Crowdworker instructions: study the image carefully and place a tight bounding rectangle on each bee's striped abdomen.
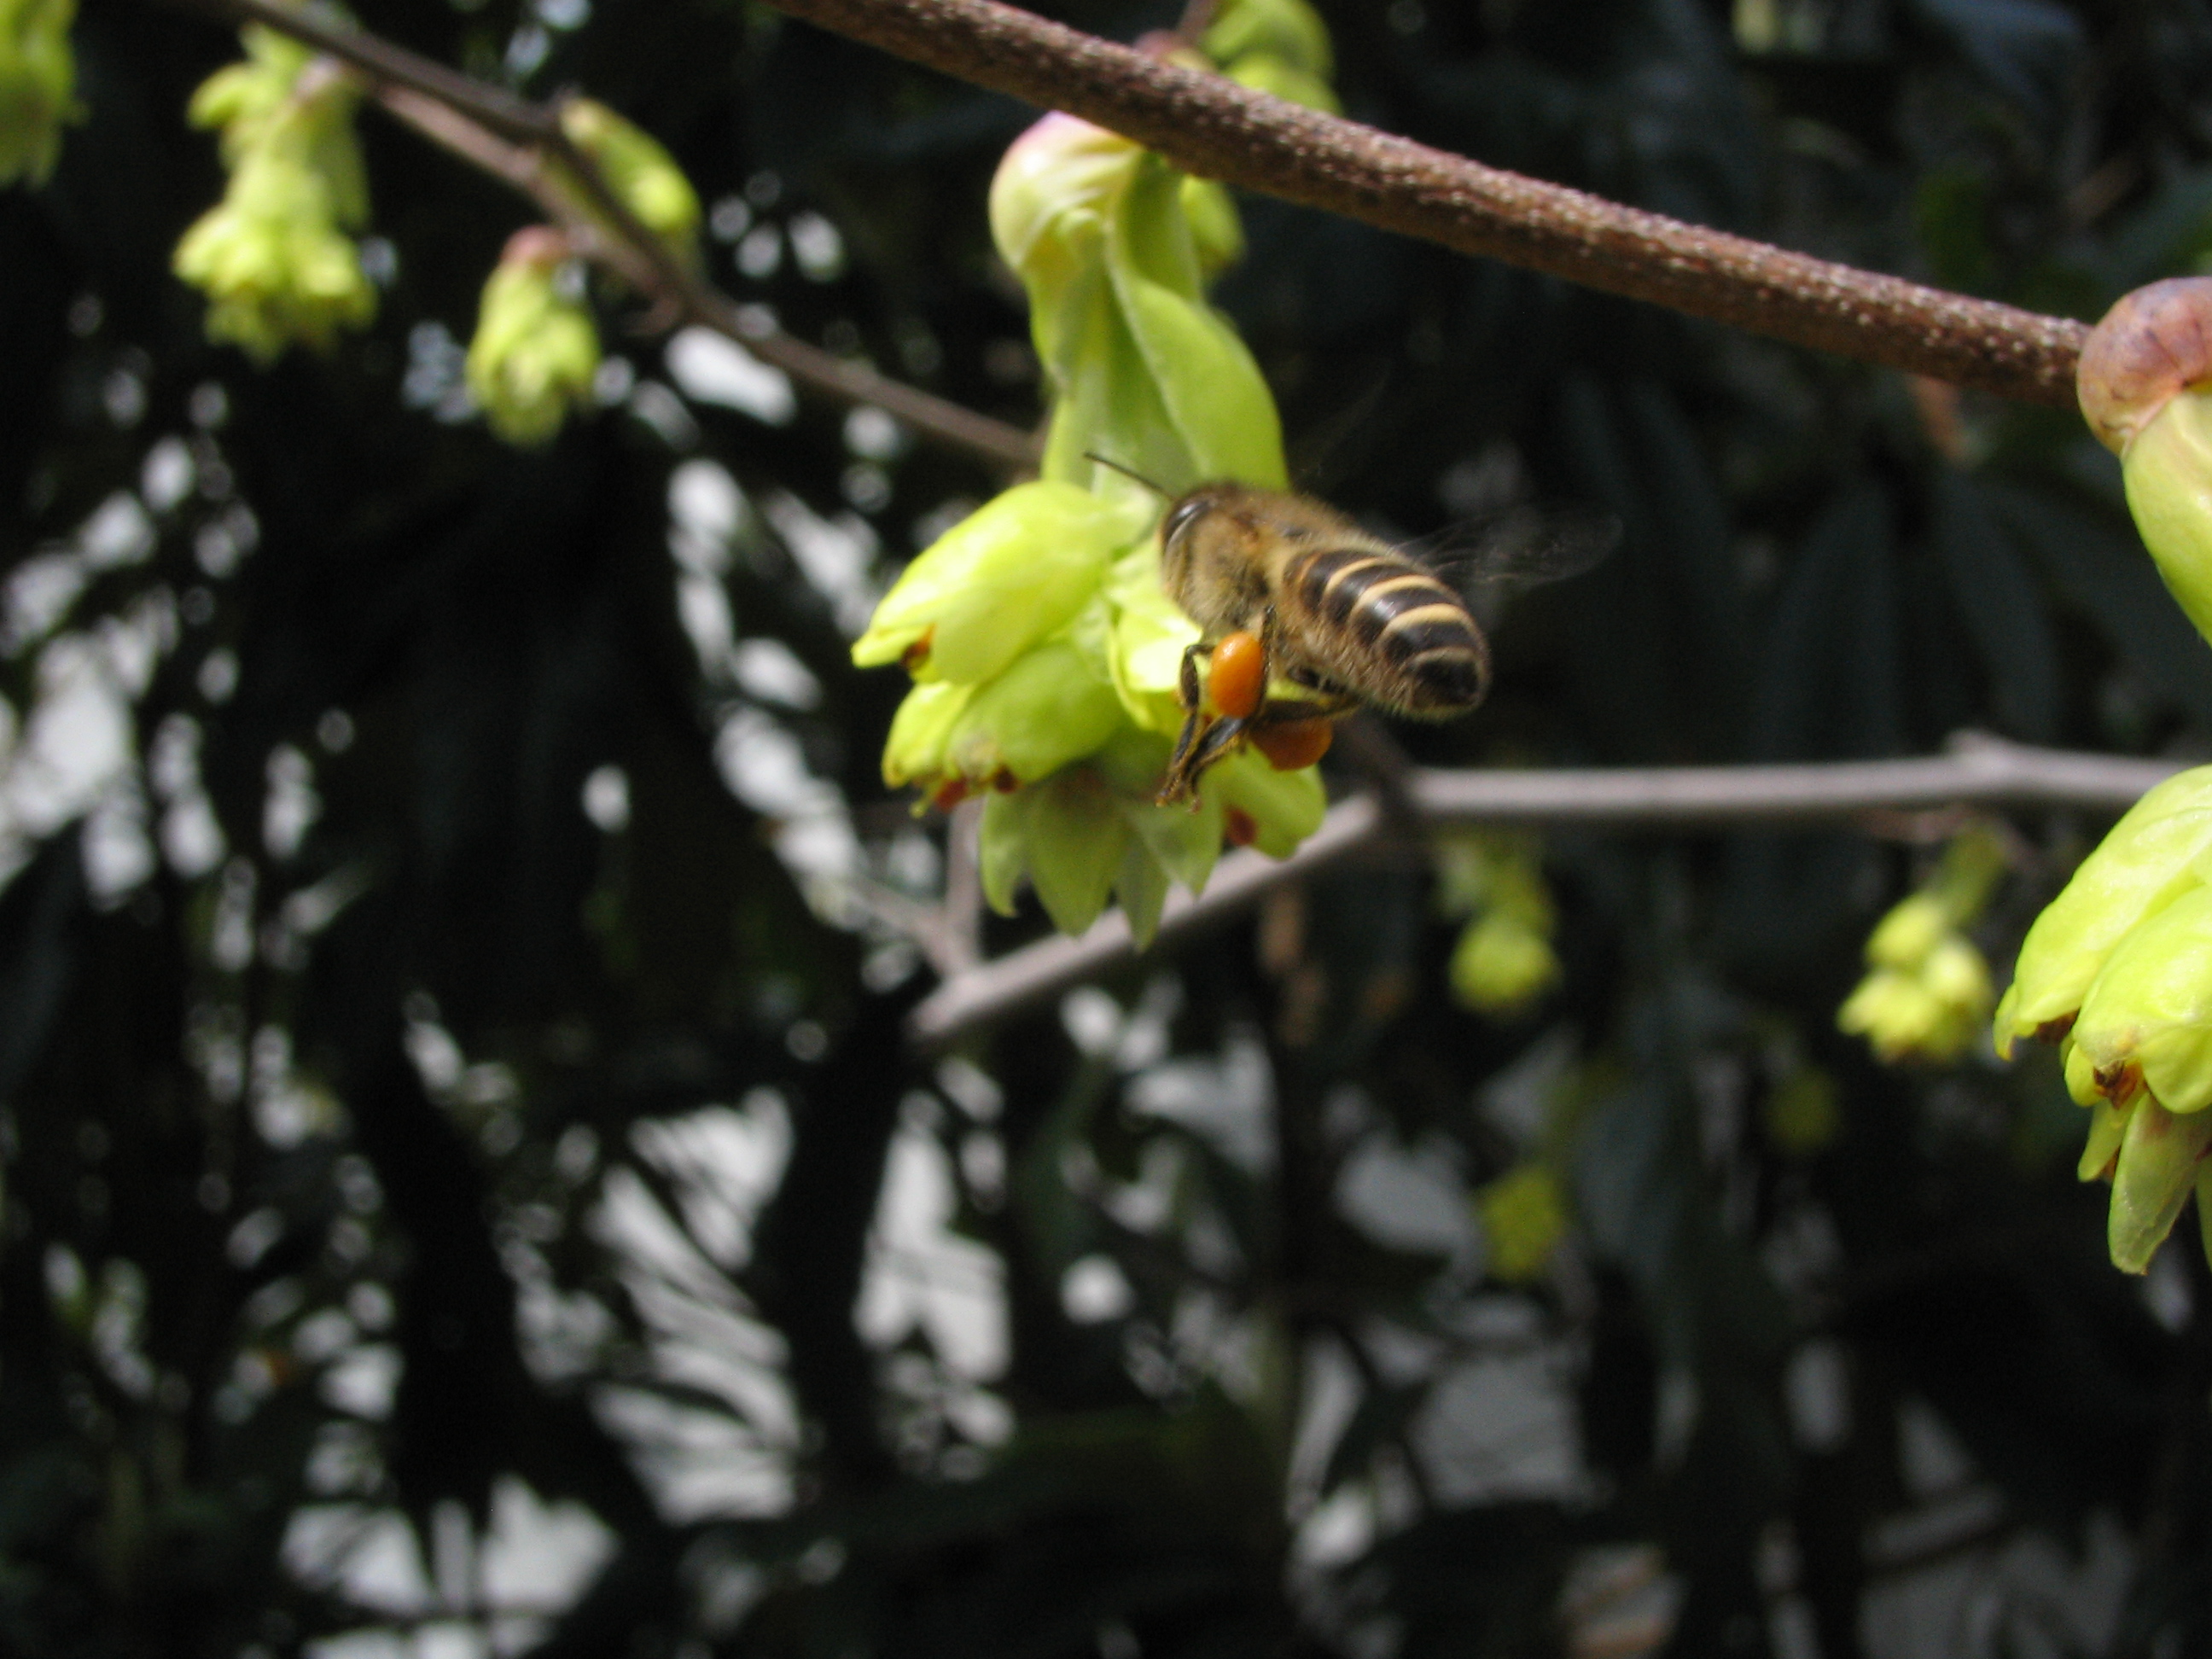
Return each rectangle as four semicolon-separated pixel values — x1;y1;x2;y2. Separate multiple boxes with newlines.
1288;544;1489;713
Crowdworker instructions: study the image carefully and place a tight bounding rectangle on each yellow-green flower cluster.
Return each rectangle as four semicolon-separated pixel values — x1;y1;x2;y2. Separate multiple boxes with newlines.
466;228;601;446
0;0;78;186
1838;828;2003;1064
1984;280;2212;1274
852;0;1336;943
173;26;374;361
1435;832;1561;1017
1995;768;2212;1272
557;97;701;266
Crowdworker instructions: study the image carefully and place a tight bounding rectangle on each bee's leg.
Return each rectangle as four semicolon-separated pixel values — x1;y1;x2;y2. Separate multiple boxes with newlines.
1251;690;1359;729
1161;713;1253;804
1176;639;1207;714
1161;642;1215;804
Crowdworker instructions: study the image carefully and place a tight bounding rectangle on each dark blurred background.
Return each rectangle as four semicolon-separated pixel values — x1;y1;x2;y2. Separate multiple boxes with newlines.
9;0;2212;1653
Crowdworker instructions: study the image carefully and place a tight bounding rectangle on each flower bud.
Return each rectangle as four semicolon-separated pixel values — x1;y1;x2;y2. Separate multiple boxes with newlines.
1921;936;1994;1018
991;112;1285;493
989;112;1142;300
189;26;311;156
881;680;973;791
1202;0;1335;84
2109;1093;2212;1273
2078;279;2212;645
1476;1163;1568;1284
979;766;1130;937
945;632;1126;787
1993;765;2212;1056
2078;1094;2128;1183
558;97;701;262
0;0;79;186
1866;891;1949;971
1838;969;1947;1062
465;228;601;445
853;483;1136;683
2069;882;2212;1118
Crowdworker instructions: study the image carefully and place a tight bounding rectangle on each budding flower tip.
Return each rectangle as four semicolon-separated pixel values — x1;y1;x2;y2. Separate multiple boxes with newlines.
2078;277;2212;456
501;224;572;271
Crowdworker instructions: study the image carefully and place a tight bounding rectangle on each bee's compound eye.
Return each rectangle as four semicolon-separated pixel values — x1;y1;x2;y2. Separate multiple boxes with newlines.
1163;497;1209;545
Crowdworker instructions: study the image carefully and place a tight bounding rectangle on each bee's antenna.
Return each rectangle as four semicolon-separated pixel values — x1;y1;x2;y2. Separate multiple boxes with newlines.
1084;451;1170;498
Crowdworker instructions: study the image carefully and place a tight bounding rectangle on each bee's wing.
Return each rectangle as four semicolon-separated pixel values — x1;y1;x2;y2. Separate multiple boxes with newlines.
1413;504;1621;597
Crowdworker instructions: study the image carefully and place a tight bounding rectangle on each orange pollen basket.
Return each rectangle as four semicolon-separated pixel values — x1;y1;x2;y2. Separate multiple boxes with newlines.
1254;718;1333;771
1207;632;1266;719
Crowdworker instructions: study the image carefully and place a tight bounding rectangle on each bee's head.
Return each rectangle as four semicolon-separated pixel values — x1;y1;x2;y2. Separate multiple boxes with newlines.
1157;485;1243;608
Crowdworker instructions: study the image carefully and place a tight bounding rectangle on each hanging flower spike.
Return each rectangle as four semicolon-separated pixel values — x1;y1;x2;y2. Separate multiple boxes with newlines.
173;30;374;361
850;11;1336;944
1838;825;2002;1064
1997;769;2212;1271
1436;833;1563;1017
1986;280;2212;1272
466;227;602;445
0;0;79;186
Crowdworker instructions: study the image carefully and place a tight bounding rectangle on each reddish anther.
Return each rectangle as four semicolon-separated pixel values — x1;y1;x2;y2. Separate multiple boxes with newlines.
1225;806;1258;847
1208;632;1266;719
1254;717;1333;771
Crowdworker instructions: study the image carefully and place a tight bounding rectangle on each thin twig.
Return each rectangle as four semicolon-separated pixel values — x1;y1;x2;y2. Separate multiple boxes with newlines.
158;0;1043;470
749;0;2088;407
906;736;2186;1047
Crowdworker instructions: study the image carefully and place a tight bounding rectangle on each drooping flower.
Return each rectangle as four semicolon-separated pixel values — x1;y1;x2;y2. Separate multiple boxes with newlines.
465;227;602;445
1435;833;1562;1017
852;5;1341;943
173;30;374;361
1840;827;2003;1064
853;483;1139;684
1988;281;2212;1272
1994;766;2212;1056
0;0;79;186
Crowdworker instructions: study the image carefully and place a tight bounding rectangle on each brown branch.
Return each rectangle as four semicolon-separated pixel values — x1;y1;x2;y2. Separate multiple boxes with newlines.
906;736;2183;1046
157;0;1043;471
750;0;2088;408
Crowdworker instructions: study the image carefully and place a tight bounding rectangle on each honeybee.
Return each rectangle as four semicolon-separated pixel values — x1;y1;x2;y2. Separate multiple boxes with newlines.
1151;481;1615;804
